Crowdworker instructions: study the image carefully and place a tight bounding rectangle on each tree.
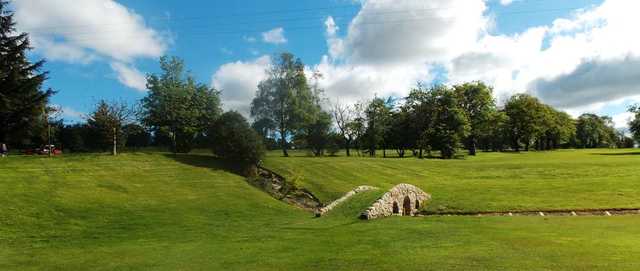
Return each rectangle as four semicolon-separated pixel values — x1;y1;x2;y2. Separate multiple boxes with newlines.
209;111;265;166
251;52;316;157
59;123;90;152
123;123;151;150
629;105;640;144
298;111;333;156
478;110;509;152
331;101;357;156
87;100;132;155
142;56;222;153
363;97;392;157
423;85;470;159
575;113;615;148
537;106;575;150
0;2;55;148
504;94;545;151
386;109;413;158
404;85;434;158
454;81;495;156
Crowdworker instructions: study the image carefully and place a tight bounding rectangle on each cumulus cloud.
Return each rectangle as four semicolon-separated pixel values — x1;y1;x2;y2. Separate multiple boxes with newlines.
211;0;640;127
529;57;640;108
13;0;167;90
308;0;488;106
261;27;287;44
110;62;147;91
341;0;488;66
212;56;271;116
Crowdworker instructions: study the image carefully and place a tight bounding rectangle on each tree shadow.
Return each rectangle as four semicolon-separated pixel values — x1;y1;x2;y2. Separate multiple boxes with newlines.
163;153;246;176
593;152;640;156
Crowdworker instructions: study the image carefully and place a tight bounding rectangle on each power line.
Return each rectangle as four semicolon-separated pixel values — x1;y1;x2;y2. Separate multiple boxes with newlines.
32;5;589;44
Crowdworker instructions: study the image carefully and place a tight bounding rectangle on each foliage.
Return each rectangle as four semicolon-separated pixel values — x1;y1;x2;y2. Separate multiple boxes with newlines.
453;81;495;155
297;110;333;156
141;56;222;153
504;94;546;151
87;100;132;154
423;85;470;159
575;113;616;148
331;101;358;156
123;123;151;150
629;105;640;144
0;2;55;148
209;111;265;165
251;52;316;157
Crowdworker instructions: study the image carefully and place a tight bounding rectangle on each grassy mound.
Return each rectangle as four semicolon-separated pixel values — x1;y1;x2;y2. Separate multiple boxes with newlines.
2;151;640;270
264;149;640;212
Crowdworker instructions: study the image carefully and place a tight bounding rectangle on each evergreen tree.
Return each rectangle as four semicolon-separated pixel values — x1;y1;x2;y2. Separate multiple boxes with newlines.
0;2;55;148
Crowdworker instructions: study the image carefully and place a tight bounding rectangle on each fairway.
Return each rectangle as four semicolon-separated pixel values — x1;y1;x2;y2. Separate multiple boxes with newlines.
265;149;640;213
2;151;640;270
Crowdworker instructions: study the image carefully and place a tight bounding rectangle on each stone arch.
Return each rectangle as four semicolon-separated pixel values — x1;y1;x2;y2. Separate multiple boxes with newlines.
403;196;412;216
360;183;432;220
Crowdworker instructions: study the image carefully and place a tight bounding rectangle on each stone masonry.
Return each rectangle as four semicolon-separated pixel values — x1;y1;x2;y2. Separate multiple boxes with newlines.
360;183;431;220
315;186;378;217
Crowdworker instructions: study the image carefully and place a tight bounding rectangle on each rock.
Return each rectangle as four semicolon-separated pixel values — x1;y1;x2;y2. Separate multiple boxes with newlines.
360;183;431;220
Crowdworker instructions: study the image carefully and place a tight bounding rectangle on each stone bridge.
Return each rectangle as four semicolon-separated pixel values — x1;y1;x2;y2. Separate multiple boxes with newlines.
360;183;431;220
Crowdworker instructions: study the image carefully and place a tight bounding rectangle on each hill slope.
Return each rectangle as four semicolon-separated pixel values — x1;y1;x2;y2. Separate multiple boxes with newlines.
2;152;640;270
264;149;640;212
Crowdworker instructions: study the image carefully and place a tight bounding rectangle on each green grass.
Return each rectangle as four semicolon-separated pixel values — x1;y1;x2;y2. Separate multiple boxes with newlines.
264;149;640;212
2;150;640;270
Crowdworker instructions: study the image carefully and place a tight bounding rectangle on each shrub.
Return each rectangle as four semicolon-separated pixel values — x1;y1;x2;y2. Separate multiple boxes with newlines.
209;111;266;165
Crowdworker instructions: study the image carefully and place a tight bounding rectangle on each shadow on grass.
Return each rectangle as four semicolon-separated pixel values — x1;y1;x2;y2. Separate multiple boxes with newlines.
163;153;247;176
593;152;640;156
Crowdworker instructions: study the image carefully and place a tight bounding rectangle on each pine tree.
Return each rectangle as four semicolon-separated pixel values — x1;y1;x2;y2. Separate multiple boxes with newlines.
0;1;55;147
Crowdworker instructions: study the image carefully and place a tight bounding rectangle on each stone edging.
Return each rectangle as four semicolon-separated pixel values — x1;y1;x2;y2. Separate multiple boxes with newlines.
420;208;640;217
315;186;379;217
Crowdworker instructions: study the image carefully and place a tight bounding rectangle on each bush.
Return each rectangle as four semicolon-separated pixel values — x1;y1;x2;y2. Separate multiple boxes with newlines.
209;111;266;165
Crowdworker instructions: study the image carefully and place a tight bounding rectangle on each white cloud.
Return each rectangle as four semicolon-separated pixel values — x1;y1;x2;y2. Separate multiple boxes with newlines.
499;0;515;6
261;27;287;44
310;0;487;106
212;56;271;117
110;62;147;91
211;0;640;128
13;0;167;89
613;111;634;129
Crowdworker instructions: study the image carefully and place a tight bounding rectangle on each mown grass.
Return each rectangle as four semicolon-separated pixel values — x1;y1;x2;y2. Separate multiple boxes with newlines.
264;149;640;212
1;151;640;270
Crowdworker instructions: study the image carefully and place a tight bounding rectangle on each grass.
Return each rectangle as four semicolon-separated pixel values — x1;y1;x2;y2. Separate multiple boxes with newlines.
264;149;640;212
1;150;640;270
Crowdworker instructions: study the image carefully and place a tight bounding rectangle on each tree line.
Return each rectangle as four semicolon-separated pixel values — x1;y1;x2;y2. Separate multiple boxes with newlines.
249;53;636;159
1;1;637;166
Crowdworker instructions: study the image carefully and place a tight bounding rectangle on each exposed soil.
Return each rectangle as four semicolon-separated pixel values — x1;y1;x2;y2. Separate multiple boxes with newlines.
247;166;323;212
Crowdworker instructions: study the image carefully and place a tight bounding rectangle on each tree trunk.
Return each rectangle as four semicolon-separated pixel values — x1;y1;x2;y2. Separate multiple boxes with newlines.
112;127;117;156
279;125;288;157
419;148;423;159
468;136;477;156
345;138;351;157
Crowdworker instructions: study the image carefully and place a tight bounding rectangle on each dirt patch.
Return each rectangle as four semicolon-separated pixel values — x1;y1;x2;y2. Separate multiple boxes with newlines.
247;166;322;212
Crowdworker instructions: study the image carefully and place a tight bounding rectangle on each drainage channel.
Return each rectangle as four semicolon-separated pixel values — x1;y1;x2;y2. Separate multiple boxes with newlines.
420;208;640;217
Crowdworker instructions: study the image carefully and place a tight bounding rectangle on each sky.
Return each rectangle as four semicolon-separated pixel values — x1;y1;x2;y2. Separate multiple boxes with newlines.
10;0;640;129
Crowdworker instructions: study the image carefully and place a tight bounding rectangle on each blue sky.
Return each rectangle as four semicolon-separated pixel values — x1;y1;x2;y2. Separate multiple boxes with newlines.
14;0;640;129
